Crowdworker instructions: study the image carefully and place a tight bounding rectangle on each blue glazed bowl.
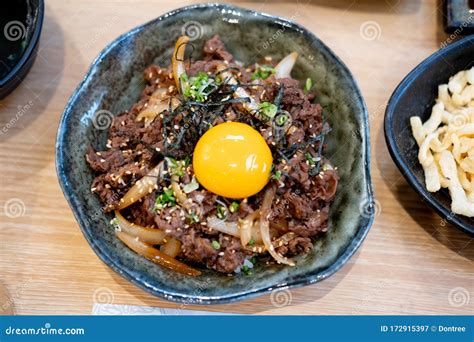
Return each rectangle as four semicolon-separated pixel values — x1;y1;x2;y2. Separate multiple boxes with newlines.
384;36;474;236
56;3;374;304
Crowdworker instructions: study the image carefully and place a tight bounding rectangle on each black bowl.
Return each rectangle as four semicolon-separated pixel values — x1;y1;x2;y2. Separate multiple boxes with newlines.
0;0;44;99
384;35;474;235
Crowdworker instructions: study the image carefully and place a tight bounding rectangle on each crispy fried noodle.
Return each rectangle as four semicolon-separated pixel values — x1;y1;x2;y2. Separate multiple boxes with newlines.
410;67;474;217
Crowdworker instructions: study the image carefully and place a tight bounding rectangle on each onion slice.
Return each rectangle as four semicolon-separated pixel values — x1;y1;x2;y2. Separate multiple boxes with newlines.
274;52;298;79
136;89;180;127
216;64;260;113
207;216;239;237
114;211;166;245
259;186;295;266
160;238;181;258
206;215;262;245
118;162;164;210
116;231;200;276
172;35;190;94
239;211;260;246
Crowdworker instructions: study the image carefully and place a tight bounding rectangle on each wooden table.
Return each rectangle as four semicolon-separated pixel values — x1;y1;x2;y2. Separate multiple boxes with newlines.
1;0;472;315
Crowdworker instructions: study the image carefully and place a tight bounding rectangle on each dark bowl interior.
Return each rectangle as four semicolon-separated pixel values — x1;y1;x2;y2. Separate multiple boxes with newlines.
384;35;474;235
56;3;374;304
0;0;44;99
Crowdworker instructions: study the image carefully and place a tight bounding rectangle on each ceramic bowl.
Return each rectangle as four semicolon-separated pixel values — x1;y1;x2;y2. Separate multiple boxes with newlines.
385;35;474;235
56;3;374;304
0;0;44;99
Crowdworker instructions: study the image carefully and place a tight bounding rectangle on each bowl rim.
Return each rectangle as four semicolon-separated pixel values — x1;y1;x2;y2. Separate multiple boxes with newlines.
0;0;45;98
384;35;474;236
56;2;375;304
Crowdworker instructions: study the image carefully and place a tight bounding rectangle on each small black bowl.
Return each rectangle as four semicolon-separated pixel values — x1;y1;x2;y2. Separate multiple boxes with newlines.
0;0;44;99
384;35;474;235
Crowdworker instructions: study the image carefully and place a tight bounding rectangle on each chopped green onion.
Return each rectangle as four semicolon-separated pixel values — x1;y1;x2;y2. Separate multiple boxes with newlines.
259;102;278;119
242;265;252;275
305;152;317;166
249;256;257;264
229;201;240;213
182;72;216;102
216;205;227;219
155;188;176;210
275;112;290;126
248;238;255;246
251;64;275;80
187;212;200;223
272;170;282;181
167;157;185;177
305;78;313;92
211;240;221;250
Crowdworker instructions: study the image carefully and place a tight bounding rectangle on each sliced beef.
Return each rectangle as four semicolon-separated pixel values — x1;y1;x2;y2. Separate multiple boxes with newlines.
86;147;131;173
203;35;234;62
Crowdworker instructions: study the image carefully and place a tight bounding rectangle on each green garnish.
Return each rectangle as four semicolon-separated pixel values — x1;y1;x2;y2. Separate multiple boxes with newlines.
229;201;240;213
249;256;257;265
248;238;255;246
305;78;313;92
211;240;221;250
272;170;282;181
110;218;119;227
275;112;290;126
155;188;176;210
182;72;216;102
167;157;187;177
216;205;227;219
251;64;275;80
187;212;200;223
305;152;317;166
242;265;252;275
259;102;278;119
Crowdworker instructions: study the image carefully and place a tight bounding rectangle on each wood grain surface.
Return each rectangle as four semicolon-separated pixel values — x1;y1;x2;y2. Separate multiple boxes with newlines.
0;0;472;315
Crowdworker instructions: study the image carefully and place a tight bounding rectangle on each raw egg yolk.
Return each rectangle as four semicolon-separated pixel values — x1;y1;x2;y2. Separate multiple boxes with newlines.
193;122;273;199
